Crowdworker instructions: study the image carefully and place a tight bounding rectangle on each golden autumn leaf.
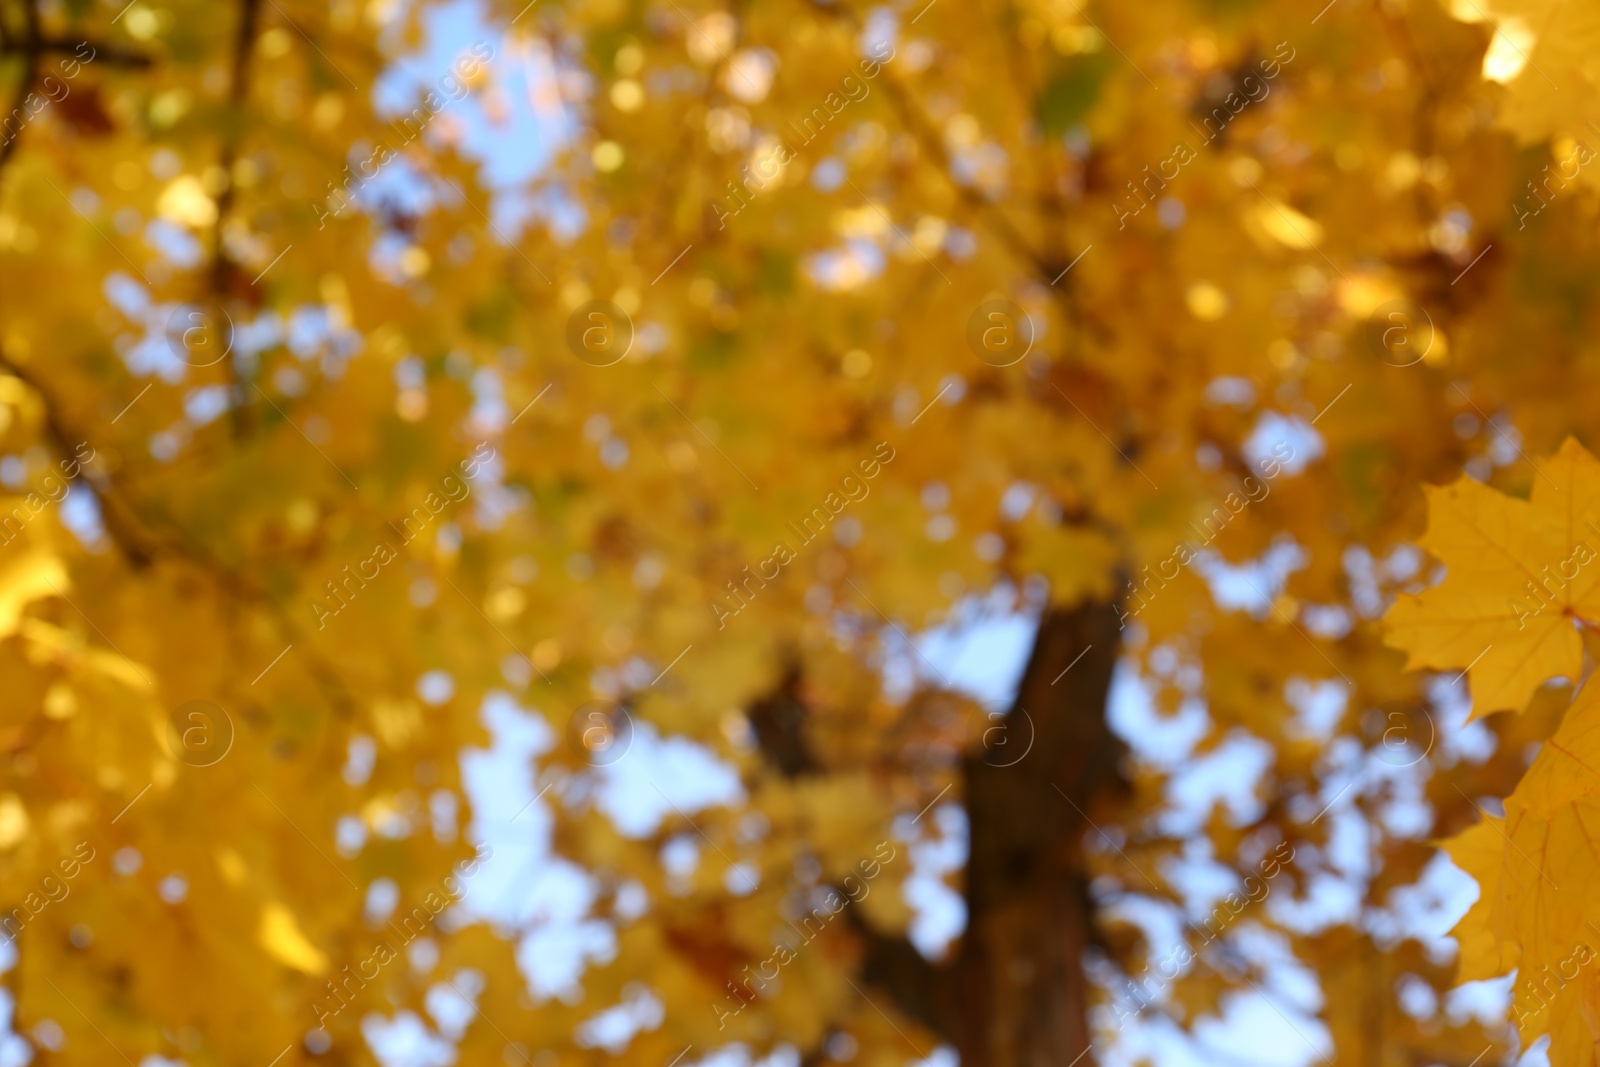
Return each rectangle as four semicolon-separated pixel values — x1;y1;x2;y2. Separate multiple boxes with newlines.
1386;438;1600;716
1444;676;1600;1065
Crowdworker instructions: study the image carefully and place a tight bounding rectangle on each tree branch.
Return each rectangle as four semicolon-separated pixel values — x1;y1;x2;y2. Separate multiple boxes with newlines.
0;0;42;172
852;916;949;1040
2;36;153;67
212;0;264;438
746;665;818;777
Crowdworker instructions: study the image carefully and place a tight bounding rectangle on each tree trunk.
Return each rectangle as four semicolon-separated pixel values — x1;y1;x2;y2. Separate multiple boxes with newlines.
850;601;1127;1066
944;600;1125;1067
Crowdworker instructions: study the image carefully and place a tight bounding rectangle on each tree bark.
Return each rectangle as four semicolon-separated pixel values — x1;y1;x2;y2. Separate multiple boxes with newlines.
942;600;1125;1067
752;600;1126;1065
842;601;1127;1065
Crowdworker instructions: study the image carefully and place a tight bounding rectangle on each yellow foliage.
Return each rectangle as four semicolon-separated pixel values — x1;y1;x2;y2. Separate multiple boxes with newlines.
0;0;1592;1064
258;901;329;975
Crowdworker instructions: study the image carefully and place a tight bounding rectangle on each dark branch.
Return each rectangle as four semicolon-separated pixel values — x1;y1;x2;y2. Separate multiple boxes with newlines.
852;916;950;1040
2;37;153;67
0;0;42;172
746;666;817;777
213;0;264;438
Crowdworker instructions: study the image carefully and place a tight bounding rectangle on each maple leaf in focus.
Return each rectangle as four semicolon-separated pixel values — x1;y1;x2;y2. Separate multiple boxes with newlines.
1445;675;1600;1065
1385;438;1600;716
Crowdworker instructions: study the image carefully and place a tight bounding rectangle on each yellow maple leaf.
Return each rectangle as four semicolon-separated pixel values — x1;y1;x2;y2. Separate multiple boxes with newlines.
1385;438;1600;716
1446;815;1521;984
1444;676;1600;1064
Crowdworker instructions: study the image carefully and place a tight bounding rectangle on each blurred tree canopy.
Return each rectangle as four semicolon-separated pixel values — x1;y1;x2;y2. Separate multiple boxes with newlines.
0;0;1596;1064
